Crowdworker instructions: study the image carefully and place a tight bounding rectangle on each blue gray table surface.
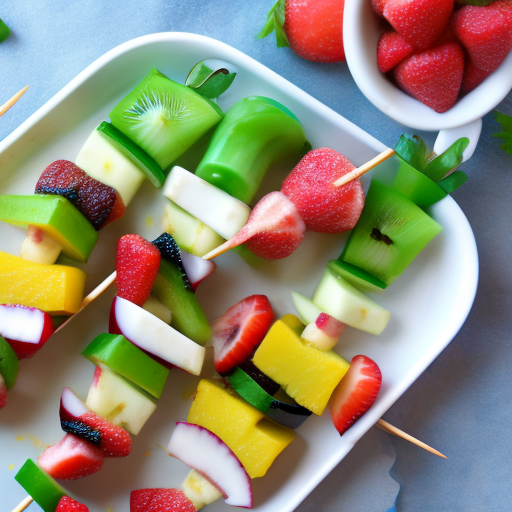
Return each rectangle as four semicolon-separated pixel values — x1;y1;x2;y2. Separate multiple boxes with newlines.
1;1;511;511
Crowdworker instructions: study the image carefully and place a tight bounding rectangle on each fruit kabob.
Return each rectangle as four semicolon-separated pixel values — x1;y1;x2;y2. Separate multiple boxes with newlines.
12;231;216;512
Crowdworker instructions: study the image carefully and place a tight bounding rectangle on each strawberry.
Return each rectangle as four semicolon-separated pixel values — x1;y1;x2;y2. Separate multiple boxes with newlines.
383;0;454;50
394;43;465;113
56;496;90;512
35;160;125;230
0;373;7;409
281;148;365;234
329;355;382;436
377;31;415;73
461;58;493;93
38;433;105;480
371;0;388;17
211;295;275;375
454;0;512;73
116;234;161;306
130;489;196;512
257;0;345;63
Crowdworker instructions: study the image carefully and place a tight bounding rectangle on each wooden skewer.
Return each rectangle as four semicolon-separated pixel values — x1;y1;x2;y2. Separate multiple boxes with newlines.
0;85;29;117
333;148;395;187
11;496;32;512
377;419;447;459
53;271;117;334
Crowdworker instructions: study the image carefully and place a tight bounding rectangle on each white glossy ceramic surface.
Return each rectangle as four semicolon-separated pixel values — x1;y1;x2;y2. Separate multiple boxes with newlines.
0;33;478;512
343;0;512;160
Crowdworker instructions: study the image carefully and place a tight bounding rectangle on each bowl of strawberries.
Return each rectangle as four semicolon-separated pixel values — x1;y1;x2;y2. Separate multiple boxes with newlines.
344;0;512;160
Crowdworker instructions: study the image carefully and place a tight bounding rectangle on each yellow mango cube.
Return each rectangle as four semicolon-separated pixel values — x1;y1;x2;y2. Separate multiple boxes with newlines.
252;315;350;416
0;251;86;315
187;379;294;478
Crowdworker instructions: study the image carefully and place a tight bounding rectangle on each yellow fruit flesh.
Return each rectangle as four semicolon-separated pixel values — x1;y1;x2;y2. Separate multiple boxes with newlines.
252;315;350;416
187;379;294;479
0;251;86;315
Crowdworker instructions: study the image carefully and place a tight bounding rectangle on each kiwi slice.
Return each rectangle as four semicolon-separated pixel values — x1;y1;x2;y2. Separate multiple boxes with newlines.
327;260;387;293
109;69;223;170
341;181;442;285
97;122;165;187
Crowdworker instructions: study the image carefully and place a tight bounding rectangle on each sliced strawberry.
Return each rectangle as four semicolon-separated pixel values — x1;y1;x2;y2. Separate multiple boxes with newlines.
377;31;414;73
383;0;454;50
0;373;7;409
38;433;105;480
116;234;161;306
60;387;132;458
130;489;196;512
211;295;275;375
281;148;364;234
329;355;382;436
0;304;54;359
56;496;90;512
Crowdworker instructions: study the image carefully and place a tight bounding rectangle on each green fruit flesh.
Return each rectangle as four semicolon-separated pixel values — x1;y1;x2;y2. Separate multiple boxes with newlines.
195;96;308;203
341;181;442;285
109;69;223;170
0;334;18;389
0;195;98;262
290;291;323;325
327;260;387;293
151;259;211;345
82;333;169;398
97;121;165;187
15;459;66;512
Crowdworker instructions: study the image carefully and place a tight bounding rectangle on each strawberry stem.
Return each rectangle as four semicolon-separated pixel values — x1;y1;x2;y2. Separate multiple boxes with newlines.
256;0;289;48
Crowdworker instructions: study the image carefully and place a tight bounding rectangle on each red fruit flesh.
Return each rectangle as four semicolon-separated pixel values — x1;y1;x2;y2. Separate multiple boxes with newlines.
38;433;105;480
394;43;465;113
377;31;415;73
130;489;196;512
211;295;275;375
329;355;382;436
315;313;345;338
383;0;454;50
79;412;132;457
461;59;493;94
35;160;125;230
116;234;161;306
0;304;54;359
281;148;364;233
0;374;7;409
56;496;90;512
284;0;345;62
454;1;512;73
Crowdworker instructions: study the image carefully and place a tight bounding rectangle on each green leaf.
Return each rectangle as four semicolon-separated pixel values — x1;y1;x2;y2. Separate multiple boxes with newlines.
423;137;469;181
493;110;512;155
394;133;428;171
256;0;289;48
437;171;468;194
185;60;236;99
0;19;10;43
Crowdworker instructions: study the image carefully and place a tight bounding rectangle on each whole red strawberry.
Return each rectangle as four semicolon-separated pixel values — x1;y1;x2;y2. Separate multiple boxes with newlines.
130;489;196;512
56;496;89;512
116;234;161;306
377;31;415;73
257;0;345;62
454;0;512;73
281;148;365;234
461;58;494;93
394;43;465;113
383;0;454;50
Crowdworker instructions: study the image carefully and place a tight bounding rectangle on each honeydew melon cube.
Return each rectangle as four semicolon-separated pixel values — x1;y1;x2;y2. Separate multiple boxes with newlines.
252;315;349;415
187;379;294;478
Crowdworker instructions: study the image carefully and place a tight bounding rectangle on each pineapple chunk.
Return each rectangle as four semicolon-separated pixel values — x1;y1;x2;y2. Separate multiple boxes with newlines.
0;251;86;315
187;379;294;478
252;315;349;415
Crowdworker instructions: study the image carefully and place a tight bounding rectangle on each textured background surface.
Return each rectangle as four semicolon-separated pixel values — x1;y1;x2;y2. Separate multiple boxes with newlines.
1;1;511;511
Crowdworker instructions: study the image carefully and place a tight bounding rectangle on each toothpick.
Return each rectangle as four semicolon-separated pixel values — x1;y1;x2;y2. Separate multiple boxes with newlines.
377;418;447;459
54;271;117;334
333;148;395;187
0;85;29;117
202;239;236;260
11;496;33;512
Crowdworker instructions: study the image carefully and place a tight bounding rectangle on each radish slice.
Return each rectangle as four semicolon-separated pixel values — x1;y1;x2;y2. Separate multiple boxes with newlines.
180;250;216;291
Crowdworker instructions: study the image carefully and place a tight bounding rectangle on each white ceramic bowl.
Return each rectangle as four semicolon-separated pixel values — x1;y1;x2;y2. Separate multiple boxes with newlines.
343;0;512;160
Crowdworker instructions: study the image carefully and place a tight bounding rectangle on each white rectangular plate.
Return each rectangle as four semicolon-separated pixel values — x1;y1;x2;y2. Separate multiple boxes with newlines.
0;33;478;512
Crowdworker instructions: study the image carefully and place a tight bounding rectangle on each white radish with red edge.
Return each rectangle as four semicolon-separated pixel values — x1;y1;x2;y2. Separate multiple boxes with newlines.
0;373;7;409
168;422;252;508
180;249;216;291
60;387;89;419
301;313;345;351
110;296;205;375
0;304;54;359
